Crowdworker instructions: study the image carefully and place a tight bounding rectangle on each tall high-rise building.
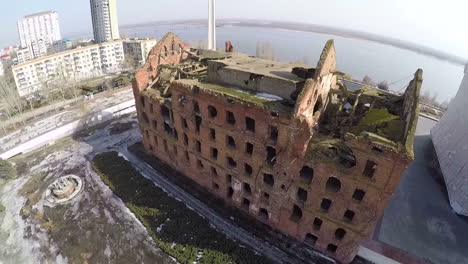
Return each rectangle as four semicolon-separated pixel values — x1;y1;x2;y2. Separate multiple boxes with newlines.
17;11;62;59
90;0;120;43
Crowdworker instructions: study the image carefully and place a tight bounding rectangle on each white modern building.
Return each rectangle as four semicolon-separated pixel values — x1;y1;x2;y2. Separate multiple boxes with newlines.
0;57;6;77
122;38;157;67
12;40;125;97
17;11;62;59
431;64;468;216
90;0;120;43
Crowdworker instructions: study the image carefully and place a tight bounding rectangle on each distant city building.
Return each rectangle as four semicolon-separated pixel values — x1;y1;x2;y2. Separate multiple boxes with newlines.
122;38;157;67
15;48;32;65
0;55;8;77
90;0;120;43
52;39;73;53
12;40;125;97
431;64;468;216
17;11;62;60
0;46;19;57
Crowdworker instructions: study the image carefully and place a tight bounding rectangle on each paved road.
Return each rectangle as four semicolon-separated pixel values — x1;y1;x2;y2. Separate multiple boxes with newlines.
118;148;324;264
0;87;134;153
378;117;468;264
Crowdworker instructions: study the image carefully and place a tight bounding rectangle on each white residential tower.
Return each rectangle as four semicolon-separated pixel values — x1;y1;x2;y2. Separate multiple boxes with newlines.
90;0;120;43
17;11;62;59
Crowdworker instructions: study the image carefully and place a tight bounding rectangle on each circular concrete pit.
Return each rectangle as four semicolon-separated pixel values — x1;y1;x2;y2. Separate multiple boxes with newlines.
45;175;83;204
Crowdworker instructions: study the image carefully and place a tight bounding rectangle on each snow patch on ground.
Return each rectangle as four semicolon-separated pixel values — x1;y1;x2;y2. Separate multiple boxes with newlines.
0;178;42;264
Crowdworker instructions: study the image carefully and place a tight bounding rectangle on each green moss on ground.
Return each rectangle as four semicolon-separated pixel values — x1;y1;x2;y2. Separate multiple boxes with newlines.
360;108;398;126
0;203;5;213
0;159;17;181
92;152;275;264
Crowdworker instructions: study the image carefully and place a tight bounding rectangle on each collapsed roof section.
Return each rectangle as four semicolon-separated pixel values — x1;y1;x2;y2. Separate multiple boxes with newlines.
135;32;422;160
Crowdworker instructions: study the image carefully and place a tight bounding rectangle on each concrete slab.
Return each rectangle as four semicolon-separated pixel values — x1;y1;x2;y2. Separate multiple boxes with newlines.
378;117;468;264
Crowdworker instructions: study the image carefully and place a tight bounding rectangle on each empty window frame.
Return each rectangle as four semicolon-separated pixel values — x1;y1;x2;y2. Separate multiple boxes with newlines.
193;101;200;114
242;198;250;209
259;208;269;220
245;142;254;156
195;116;202;132
297;187;308;202
352;189;366;201
291;204;303;222
211;148;218;160
226;111;236;125
313;217;323;230
325;177;342;193
327;244;338;254
299;166;314;184
211;167;218;176
208;105;218;118
197;159;204;169
195;140;201;153
142;112;149;124
182;118;188;129
270;126;278;143
210;128;216;140
243;183;252;194
335;228;346;240
321;198;332;211
304;233;318;246
266;146;277;166
245;117;255;132
227;157;237;168
244;163;253;176
263;173;274;187
363;160;377;178
227;136;236;148
343;210;355;222
183;133;188;146
227;187;234;199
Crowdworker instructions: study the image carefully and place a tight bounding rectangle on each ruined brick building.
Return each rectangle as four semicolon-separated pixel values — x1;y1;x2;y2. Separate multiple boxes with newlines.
132;33;422;263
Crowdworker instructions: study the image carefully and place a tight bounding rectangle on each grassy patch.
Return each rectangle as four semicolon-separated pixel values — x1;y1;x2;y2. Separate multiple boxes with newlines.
92;151;276;264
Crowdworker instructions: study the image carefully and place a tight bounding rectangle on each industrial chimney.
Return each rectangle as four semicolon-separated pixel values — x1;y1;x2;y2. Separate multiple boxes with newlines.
208;0;216;50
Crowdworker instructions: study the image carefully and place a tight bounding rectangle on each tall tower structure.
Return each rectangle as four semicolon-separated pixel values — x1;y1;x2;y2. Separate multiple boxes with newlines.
208;0;216;50
17;11;62;59
90;0;120;43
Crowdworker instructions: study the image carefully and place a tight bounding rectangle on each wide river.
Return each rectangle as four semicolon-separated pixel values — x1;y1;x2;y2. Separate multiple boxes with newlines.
117;23;463;101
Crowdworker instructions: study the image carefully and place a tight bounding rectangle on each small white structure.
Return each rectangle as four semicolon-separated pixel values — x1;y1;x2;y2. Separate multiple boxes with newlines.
45;175;83;204
431;64;468;216
208;0;216;50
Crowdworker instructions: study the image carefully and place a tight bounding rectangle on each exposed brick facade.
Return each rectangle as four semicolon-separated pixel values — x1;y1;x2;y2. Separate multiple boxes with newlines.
133;33;421;263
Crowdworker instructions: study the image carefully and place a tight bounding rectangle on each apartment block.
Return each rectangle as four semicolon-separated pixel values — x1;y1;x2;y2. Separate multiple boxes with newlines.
12;40;124;97
123;38;158;67
17;11;62;59
133;33;421;263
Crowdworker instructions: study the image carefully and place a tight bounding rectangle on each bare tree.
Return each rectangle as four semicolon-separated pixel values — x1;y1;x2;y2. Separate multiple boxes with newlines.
362;76;376;86
377;81;389;91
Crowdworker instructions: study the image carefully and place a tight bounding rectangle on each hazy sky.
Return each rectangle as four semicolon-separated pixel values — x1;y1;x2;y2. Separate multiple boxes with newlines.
1;0;468;59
